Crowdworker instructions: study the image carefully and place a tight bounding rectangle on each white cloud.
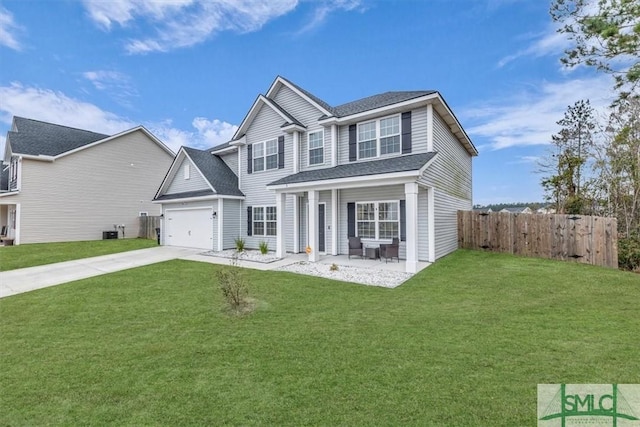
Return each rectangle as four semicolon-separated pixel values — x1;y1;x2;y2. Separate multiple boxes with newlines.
81;0;362;53
0;82;237;155
497;24;570;68
82;70;138;106
461;76;616;151
0;6;24;51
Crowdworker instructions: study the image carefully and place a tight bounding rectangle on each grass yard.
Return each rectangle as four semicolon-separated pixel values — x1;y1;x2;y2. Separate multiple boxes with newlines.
0;238;157;271
1;250;638;426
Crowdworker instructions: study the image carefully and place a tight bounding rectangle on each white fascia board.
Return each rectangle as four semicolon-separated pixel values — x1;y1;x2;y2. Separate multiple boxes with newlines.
282;123;306;133
55;126;175;160
266;76;333;117
317;93;439;126
229;135;247;146
210;145;237;154
0;191;19;198
232;95;292;140
17;154;55;162
154;148;186;199
153;194;244;204
431;97;478;156
418;153;439;175
268;170;420;193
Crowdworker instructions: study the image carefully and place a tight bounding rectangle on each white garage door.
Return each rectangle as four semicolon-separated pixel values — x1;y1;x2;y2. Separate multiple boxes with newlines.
165;208;213;250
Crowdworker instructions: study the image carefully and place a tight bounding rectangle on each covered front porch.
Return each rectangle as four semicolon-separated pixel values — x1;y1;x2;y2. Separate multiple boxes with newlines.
268;174;436;274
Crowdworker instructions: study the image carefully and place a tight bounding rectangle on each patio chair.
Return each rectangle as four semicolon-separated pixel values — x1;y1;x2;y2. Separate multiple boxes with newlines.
380;238;400;263
348;236;363;259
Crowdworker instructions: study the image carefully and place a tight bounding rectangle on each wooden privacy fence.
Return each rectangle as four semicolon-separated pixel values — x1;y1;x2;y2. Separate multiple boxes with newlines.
457;211;618;269
139;216;161;239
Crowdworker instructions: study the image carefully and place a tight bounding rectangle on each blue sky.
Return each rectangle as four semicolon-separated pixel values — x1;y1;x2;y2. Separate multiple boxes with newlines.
0;0;618;205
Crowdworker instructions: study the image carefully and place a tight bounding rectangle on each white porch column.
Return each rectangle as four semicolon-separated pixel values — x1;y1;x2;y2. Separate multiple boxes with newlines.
427;186;435;262
331;189;338;255
217;198;224;251
331;124;338;166
276;192;286;258
405;182;419;273
427;104;434;152
292;131;299;174
307;190;319;262
293;195;300;253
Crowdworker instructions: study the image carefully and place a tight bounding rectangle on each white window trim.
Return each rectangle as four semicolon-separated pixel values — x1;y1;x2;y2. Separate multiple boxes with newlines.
252;205;277;236
307;129;325;167
356;114;401;160
355;200;400;240
252;138;279;173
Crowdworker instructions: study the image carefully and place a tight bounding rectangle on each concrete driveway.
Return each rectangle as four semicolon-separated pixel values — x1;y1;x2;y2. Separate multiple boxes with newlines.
0;246;202;299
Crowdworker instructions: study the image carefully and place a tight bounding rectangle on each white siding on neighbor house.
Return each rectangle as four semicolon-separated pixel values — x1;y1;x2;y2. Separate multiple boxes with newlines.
219;150;238;176
336;106;430;165
165;157;210;195
239;103;294;250
433;189;470;259
14;129;173;244
271;85;331;173
223;198;241;250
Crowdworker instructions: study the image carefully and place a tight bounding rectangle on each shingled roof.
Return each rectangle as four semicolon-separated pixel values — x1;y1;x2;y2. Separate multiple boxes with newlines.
7;117;109;157
182;147;244;197
267;152;437;187
329;91;435;118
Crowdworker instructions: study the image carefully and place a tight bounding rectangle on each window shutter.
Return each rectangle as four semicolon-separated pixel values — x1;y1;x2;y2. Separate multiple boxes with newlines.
247;144;253;174
347;202;356;237
402;111;412;154
400;200;406;241
348;125;357;162
247;206;253;236
278;135;285;169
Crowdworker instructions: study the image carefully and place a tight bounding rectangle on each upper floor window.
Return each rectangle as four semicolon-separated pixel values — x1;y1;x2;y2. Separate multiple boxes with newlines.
357;115;401;159
308;130;324;166
253;139;278;172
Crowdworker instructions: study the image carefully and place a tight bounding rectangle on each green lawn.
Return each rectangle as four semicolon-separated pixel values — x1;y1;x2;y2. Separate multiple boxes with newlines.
1;250;638;426
0;238;158;271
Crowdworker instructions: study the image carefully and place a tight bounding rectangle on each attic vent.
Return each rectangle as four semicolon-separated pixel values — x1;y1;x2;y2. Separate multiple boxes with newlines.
184;163;190;180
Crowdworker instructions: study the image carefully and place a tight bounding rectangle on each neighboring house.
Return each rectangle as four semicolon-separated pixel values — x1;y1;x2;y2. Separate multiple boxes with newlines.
536;205;556;214
473;207;493;213
0;117;174;244
500;206;533;214
154;76;478;273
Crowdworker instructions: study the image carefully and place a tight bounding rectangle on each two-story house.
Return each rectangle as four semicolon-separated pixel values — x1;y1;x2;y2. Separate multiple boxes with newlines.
0;117;174;244
153;76;477;273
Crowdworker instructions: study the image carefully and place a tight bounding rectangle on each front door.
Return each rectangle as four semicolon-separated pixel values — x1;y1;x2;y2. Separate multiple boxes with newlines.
318;203;325;253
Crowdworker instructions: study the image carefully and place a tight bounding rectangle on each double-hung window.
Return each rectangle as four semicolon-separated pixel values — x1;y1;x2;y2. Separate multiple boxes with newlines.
357;115;401;159
253;206;277;236
356;201;399;239
253;139;278;172
308;130;324;165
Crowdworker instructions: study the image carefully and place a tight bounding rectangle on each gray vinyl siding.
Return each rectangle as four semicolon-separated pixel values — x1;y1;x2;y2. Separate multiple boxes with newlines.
433;189;471;259
417;186;429;261
219;151;238;176
239;103;294;250
223;198;241;249
337;107;429;165
165;157;210;194
419;111;472;260
422;111;473;201
271;85;331;173
14;129;173;244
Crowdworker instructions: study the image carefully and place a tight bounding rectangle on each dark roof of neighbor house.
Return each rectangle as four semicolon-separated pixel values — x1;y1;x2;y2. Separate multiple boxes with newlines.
329;91;436;118
154;189;216;201
183;147;244;197
501;206;530;213
267;152;437;187
7;117;110;157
